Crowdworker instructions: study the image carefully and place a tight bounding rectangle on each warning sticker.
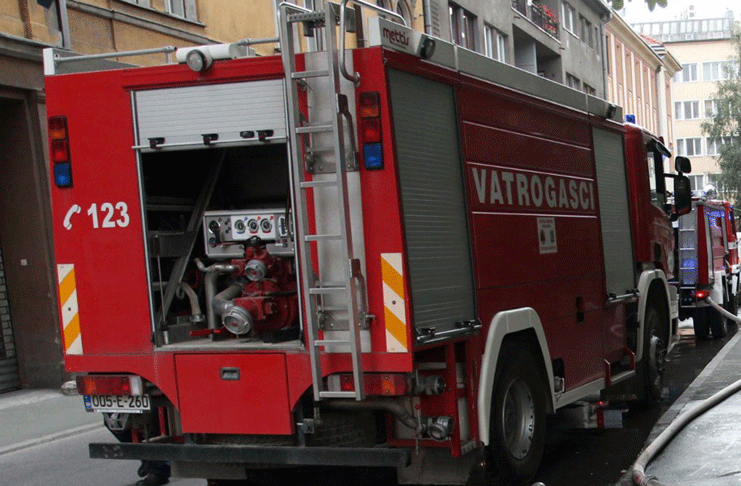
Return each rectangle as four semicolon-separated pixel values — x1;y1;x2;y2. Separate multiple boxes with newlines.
537;217;557;254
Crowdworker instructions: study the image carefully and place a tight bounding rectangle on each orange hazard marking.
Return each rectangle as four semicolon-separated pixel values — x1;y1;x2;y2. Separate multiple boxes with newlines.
59;268;76;305
384;307;407;348
381;258;404;299
63;313;81;350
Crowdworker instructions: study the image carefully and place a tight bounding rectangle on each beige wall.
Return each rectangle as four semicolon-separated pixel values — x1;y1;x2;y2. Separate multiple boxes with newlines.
669;39;735;182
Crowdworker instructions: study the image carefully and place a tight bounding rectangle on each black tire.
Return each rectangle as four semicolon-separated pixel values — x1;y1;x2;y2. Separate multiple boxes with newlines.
692;307;710;339
725;284;738;327
709;304;727;338
639;305;667;407
487;343;547;486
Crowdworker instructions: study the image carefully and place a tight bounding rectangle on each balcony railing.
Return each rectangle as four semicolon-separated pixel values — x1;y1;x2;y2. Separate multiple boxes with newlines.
512;0;560;40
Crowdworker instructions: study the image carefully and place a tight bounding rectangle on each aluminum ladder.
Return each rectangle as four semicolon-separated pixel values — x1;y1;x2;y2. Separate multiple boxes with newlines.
278;2;365;401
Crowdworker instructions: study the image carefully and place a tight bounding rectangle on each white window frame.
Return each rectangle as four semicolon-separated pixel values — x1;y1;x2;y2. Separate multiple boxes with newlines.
561;1;575;34
674;100;700;120
496;32;506;62
484;24;495;59
703;61;735;82
676;137;702;157
484;25;506;62
166;0;197;20
674;63;698;83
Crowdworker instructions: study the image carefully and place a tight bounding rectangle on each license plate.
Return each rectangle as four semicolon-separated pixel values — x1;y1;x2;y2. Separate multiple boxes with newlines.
84;394;151;413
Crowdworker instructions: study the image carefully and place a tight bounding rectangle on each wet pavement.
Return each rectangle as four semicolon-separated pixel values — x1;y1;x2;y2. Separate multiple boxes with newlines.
533;323;737;486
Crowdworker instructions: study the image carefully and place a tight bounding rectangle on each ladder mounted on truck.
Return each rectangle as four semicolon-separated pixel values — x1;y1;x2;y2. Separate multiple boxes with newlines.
277;1;403;401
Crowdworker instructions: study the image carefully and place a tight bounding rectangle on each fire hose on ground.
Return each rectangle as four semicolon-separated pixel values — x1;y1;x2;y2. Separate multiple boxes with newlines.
631;296;741;486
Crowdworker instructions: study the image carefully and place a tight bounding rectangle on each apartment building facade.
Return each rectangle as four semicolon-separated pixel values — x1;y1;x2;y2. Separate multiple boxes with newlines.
433;0;610;97
605;11;680;150
632;11;738;193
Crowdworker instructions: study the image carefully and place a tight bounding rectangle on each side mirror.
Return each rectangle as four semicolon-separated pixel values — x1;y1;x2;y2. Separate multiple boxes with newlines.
673;175;692;219
675;156;691;174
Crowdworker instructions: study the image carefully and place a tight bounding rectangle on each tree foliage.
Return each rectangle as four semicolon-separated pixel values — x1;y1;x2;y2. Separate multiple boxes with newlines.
611;0;668;12
701;33;741;202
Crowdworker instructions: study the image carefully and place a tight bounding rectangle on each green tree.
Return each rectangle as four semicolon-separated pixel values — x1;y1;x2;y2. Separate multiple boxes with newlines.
701;33;741;202
611;0;668;12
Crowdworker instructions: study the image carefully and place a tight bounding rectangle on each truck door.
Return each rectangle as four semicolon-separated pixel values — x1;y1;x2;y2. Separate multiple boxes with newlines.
386;69;477;342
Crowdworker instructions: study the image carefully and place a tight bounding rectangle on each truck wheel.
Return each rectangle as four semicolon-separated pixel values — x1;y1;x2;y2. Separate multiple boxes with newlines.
709;306;727;338
487;343;547;486
692;308;710;339
725;287;738;327
640;305;666;407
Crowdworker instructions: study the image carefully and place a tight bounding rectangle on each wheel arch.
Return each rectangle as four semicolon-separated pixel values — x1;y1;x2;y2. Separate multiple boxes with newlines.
636;270;672;363
477;307;555;446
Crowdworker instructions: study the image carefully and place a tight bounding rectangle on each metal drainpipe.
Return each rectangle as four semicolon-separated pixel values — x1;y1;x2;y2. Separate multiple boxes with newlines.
423;0;432;35
600;15;609;100
58;0;72;48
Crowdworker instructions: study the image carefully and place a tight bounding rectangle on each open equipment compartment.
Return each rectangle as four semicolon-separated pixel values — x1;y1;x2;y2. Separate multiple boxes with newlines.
138;141;300;350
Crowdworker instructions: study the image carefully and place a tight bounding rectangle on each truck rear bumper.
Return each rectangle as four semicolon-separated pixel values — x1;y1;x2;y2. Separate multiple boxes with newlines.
89;442;411;468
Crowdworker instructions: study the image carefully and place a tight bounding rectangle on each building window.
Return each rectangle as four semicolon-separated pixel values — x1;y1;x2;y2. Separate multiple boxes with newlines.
703;61;736;81
449;3;476;51
676;138;702;157
580;16;593;48
706;137;738;156
124;0;151;6
561;1;575;34
705;99;718;118
674;63;698;83
674;100;700;120
566;73;580;90
484;25;506;62
396;0;412;25
583;83;596;96
166;0;197;20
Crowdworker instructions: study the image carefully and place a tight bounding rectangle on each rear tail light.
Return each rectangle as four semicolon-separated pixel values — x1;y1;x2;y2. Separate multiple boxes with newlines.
328;373;408;396
696;290;709;300
359;92;383;170
76;374;144;396
49;116;73;188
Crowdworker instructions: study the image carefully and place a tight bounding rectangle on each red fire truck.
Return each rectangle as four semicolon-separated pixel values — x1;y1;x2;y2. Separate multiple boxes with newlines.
44;3;692;485
677;199;739;338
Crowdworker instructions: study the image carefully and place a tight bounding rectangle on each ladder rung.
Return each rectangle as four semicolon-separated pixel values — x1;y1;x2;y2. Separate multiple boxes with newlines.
287;11;326;23
318;306;347;312
297;124;333;134
319;391;358;399
305;234;342;242
309;286;347;294
300;180;337;188
292;70;330;79
315;339;350;346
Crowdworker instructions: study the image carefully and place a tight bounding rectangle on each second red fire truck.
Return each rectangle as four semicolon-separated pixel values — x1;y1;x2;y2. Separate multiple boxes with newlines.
44;2;692;484
677;198;739;338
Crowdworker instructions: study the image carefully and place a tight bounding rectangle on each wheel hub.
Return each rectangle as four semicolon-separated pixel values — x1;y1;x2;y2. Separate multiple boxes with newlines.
502;377;535;460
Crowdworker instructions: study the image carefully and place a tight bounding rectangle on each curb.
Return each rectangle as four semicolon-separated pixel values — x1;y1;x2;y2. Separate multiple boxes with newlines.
0;422;103;456
647;330;741;443
614;330;741;486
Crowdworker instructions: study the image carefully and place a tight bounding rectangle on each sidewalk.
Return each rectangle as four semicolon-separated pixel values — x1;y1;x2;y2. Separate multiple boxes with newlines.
0;388;102;455
621;330;741;486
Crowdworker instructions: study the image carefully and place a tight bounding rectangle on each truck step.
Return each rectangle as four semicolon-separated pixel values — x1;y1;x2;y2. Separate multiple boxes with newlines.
292;70;330;79
296;123;333;134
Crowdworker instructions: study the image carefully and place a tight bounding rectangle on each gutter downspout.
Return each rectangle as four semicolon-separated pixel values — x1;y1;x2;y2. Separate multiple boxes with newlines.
58;0;71;48
423;0;432;35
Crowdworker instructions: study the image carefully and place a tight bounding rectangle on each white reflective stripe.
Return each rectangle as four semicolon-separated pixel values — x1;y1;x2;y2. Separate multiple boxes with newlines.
57;263;74;283
382;282;405;323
